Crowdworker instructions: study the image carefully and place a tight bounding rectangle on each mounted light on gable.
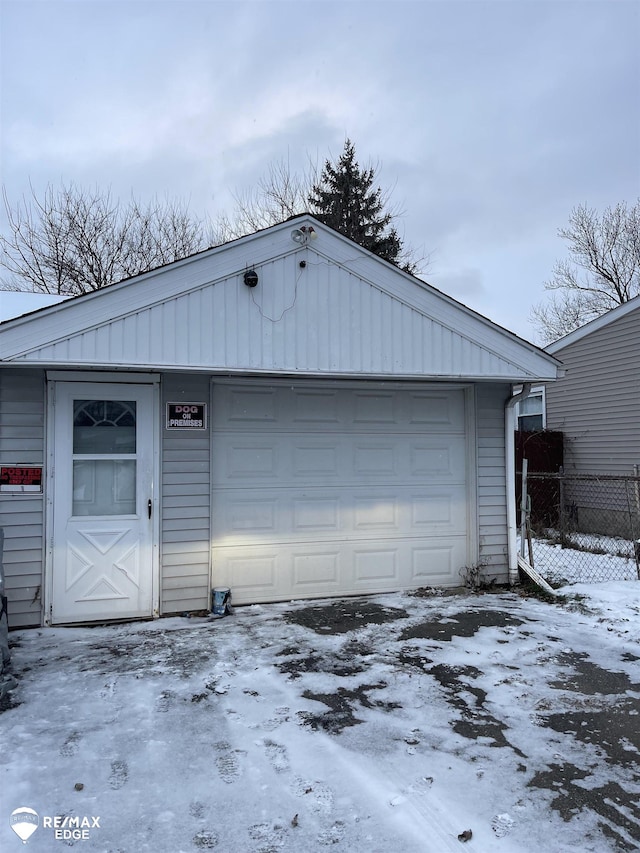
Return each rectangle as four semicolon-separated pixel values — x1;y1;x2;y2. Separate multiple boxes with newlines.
291;226;318;244
243;269;259;288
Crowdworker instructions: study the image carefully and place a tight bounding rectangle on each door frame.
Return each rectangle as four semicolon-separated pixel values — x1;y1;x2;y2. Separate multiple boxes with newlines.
44;373;161;625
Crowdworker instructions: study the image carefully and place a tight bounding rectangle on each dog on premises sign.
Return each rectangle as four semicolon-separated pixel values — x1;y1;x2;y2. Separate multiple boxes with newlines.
166;403;207;430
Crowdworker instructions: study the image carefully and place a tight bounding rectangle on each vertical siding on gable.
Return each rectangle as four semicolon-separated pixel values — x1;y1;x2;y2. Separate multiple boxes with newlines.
476;383;510;581
0;369;46;628
545;308;640;474
161;374;211;613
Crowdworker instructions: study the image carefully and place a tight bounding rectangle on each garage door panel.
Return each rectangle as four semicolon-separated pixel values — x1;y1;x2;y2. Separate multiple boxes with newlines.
408;391;465;429
410;437;467;481
354;548;399;583
353;391;397;423
223;441;279;479
292;443;340;477
410;486;467;531
212;383;470;600
293;497;340;531
213;545;346;602
217;435;471;486
217;437;467;484
354;443;397;476
215;386;467;434
214;486;466;544
354;496;399;530
411;538;468;585
292;390;341;423
223;386;278;422
218;553;278;596
293;551;340;587
226;498;277;533
214;536;467;604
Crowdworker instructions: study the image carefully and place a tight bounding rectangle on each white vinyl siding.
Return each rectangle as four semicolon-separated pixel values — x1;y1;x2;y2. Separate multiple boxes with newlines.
161;374;211;613
476;383;509;580
545;306;640;474
0;220;557;384
0;369;46;628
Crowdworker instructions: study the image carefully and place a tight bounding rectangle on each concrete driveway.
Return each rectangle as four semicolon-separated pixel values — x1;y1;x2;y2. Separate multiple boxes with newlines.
1;587;639;852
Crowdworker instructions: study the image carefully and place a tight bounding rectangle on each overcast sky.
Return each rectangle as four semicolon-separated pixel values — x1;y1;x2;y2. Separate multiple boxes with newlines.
1;0;638;343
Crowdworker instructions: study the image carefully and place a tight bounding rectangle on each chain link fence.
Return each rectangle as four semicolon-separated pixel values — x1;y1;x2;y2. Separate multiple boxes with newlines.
519;472;640;585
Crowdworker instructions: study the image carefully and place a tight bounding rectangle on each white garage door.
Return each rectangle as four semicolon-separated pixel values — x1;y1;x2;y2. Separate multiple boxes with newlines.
211;382;470;603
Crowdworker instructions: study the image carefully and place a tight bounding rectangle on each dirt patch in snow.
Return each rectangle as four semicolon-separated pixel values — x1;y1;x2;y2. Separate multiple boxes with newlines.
298;682;402;733
400;608;526;642
283;600;409;634
528;763;640;851
550;651;640;695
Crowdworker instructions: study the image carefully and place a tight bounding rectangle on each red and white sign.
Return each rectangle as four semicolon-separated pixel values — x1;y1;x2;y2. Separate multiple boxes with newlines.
0;465;43;492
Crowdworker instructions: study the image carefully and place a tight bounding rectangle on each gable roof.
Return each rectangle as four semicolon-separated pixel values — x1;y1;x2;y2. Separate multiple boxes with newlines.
0;215;559;381
546;295;640;355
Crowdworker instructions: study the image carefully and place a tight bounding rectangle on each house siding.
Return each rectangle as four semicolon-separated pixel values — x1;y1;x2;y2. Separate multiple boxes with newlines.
161;373;211;614
545;306;640;475
476;383;509;580
0;369;46;628
0;369;513;625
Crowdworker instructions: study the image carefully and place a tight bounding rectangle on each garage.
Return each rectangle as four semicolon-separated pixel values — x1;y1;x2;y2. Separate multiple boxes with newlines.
212;381;471;603
0;213;560;627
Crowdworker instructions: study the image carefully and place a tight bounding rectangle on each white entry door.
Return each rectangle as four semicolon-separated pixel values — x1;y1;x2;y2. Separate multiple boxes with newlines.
49;382;157;624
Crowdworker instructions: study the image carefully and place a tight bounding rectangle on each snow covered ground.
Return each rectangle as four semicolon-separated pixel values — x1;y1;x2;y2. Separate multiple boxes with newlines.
1;583;640;852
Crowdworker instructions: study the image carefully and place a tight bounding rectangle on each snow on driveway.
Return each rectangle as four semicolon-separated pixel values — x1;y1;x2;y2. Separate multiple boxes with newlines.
1;585;639;852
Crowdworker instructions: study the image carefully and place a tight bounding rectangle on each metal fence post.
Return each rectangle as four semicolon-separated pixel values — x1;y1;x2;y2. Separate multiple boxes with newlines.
632;466;640;578
520;458;528;559
559;472;566;548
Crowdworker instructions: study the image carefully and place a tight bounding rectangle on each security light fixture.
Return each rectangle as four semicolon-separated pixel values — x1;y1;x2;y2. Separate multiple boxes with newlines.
291;225;318;244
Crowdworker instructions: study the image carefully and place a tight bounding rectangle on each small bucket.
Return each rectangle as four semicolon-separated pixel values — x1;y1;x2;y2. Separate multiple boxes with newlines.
211;587;231;616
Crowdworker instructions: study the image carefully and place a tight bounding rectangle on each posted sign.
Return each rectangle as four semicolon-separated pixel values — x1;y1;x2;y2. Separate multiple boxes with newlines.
0;465;43;493
166;403;207;430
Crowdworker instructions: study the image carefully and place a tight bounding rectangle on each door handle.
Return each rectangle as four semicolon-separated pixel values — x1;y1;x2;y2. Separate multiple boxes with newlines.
148;499;152;519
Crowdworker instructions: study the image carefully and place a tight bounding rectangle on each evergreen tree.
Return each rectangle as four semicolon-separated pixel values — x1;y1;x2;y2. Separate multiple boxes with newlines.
308;140;408;269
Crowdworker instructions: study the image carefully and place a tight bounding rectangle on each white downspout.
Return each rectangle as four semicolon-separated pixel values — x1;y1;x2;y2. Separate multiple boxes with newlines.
505;383;532;585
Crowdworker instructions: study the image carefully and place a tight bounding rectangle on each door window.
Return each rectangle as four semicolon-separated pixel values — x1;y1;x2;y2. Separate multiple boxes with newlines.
72;400;137;516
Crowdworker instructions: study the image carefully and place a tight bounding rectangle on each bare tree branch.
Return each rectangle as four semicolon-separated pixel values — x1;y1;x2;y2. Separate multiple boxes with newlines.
214;158;316;243
531;200;640;343
0;183;213;294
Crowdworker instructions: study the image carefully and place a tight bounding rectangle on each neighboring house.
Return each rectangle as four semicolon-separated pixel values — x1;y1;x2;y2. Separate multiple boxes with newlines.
545;296;640;476
0;215;559;629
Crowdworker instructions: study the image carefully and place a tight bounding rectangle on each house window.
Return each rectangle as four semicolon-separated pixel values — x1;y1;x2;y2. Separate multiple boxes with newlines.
517;391;544;431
